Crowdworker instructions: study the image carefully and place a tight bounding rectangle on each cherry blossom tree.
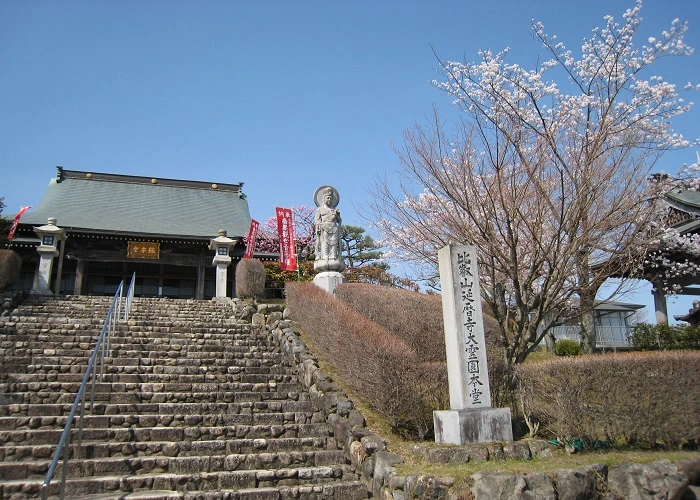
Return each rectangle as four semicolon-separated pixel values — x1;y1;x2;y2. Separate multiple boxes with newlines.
247;205;316;256
639;159;700;313
372;1;697;363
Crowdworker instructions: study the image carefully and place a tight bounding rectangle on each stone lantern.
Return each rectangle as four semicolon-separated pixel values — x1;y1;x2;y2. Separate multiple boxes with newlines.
209;229;237;299
32;217;66;295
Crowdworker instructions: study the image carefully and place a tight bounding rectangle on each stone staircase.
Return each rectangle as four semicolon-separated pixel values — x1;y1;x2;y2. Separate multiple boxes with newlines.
0;296;368;499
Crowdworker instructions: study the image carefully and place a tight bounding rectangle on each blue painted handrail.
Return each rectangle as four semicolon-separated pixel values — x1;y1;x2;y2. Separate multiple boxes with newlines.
41;273;136;499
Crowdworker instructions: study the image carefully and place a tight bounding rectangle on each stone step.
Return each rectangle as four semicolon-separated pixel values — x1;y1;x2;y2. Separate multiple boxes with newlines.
0;422;329;447
1;388;307;406
1;380;301;394
0;466;364;499
2;345;283;359
1;450;347;479
1;400;314;418
1;334;273;347
11;364;289;377
1;435;330;462
4;372;296;385
0;297;368;499
3;352;286;367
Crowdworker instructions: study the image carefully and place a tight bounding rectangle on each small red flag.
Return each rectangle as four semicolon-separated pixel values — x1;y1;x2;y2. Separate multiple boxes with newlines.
8;206;32;239
243;219;259;259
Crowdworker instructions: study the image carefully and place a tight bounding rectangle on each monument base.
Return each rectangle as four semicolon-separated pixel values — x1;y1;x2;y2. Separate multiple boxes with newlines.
313;258;345;273
313;271;346;295
434;407;513;445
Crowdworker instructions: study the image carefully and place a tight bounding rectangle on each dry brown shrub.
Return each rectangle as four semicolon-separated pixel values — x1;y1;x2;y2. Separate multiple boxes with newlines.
287;282;445;439
0;250;21;291
516;350;700;447
335;283;445;362
335;283;510;407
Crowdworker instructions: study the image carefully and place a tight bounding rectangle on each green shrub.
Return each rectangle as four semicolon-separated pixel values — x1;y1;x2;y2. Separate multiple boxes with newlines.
0;250;21;291
235;258;265;300
555;339;582;356
630;322;700;351
516;351;700;447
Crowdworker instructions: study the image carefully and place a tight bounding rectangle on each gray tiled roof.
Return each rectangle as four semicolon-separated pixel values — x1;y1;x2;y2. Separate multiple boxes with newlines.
19;169;251;239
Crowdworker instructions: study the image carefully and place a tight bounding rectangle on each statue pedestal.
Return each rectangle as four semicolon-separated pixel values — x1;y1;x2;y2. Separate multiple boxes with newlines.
433;408;513;445
313;271;346;295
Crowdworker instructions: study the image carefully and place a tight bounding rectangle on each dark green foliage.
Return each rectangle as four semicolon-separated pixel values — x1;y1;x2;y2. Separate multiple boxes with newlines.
340;225;383;268
0;198;11;248
517;351;700;447
629;322;700;351
555;339;582;356
0;250;21;291
235;258;266;300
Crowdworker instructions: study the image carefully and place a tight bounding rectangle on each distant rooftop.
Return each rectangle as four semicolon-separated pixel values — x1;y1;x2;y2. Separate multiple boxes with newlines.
17;167;251;240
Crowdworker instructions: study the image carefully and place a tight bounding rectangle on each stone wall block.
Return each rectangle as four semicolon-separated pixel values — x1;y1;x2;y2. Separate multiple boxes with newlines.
350;440;367;470
334;417;349;451
251;313;265;326
301;359;317;388
266;311;284;327
372;451;404;498
503;441;531;461
404;475;456;500
362;454;376;482
551;467;597;500
486;442;505;461
471;472;555;499
607;460;689;500
347;410;365;429
464;444;489;461
361;433;386;454
316;378;340;393
676;457;700;486
528;439;556;459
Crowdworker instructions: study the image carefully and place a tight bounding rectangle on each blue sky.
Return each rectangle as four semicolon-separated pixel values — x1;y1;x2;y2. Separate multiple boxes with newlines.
1;0;699;320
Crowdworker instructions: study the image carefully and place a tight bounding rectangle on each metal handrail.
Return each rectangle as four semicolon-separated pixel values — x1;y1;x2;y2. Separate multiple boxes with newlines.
41;273;136;499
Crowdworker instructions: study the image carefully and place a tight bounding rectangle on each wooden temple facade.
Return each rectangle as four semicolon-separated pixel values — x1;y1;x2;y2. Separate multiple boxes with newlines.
5;167;252;300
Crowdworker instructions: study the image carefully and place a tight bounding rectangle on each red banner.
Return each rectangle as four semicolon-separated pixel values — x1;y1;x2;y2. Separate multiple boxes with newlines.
243;219;259;259
276;207;297;271
7;206;32;239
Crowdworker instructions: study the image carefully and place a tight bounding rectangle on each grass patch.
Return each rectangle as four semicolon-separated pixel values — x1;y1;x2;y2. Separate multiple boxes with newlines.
395;449;700;478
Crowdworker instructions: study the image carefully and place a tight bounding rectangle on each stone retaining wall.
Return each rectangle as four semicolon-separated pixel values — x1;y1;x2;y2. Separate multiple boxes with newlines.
265;309;700;499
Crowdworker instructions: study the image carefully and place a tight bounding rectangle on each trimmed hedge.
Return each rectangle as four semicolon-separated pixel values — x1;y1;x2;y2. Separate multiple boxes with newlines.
286;282;446;439
334;283;446;362
516;351;700;447
334;282;510;407
0;250;21;291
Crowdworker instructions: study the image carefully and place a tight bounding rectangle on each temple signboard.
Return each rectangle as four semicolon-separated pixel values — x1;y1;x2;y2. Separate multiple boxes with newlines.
127;241;160;259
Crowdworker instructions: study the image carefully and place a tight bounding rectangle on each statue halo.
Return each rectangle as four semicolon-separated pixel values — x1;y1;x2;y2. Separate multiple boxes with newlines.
314;185;340;208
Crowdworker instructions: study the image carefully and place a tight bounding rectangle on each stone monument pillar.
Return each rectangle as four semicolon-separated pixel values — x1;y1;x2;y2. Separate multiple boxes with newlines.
209;229;237;299
32;217;66;296
312;185;346;294
433;244;513;445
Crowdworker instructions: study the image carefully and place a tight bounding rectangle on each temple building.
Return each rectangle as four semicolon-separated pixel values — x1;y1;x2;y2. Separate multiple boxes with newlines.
5;167;252;299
